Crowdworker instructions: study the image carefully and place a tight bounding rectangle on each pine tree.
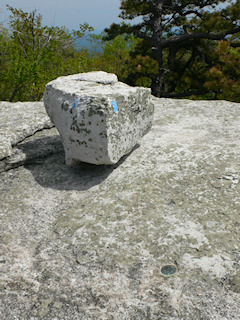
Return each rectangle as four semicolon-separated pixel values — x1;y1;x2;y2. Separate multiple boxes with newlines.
105;0;240;97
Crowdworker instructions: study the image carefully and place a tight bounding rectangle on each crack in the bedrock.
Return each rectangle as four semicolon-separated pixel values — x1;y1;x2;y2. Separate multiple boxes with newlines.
0;127;63;172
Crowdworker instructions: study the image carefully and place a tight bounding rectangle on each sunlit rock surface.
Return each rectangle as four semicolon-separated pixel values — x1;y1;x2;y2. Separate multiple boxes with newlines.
0;101;53;161
0;97;240;319
43;71;154;165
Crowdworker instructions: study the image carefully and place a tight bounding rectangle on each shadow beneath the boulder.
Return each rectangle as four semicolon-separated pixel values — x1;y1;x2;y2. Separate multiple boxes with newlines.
17;134;64;163
21;135;139;191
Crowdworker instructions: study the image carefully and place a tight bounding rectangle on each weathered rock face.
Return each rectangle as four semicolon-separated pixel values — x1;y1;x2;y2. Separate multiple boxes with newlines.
43;71;153;165
0;101;54;161
0;97;240;319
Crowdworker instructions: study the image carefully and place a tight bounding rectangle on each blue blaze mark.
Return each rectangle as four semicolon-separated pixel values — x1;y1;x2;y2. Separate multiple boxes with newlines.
72;99;79;110
112;100;118;113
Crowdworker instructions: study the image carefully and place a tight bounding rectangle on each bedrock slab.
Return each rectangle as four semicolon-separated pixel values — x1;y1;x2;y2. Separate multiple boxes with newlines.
43;71;153;165
0;98;240;319
0;101;54;160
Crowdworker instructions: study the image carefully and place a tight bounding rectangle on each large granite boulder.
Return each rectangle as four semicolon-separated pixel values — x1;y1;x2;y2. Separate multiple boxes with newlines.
43;71;154;165
0;97;240;319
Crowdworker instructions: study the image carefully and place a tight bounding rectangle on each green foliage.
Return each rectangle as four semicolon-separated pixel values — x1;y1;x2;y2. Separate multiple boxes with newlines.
125;54;159;87
0;6;140;101
104;0;240;100
86;32;139;83
204;41;240;102
1;3;240;103
0;6;94;101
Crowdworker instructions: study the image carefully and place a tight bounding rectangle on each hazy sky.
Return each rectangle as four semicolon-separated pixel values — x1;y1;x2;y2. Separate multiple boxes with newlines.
0;0;125;31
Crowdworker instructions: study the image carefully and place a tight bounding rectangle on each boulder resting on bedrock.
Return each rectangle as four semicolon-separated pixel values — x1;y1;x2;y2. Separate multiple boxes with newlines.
1;97;240;319
43;71;154;165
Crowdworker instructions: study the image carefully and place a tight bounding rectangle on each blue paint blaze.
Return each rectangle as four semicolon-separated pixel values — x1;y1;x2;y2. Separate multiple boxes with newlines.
112;100;118;113
72;99;79;110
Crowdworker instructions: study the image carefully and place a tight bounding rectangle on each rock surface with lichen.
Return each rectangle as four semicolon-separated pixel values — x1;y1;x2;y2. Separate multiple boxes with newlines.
43;71;154;165
0;101;54;161
0;97;240;319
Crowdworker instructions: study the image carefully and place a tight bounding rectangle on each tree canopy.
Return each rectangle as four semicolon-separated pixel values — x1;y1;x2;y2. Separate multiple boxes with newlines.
105;0;240;98
0;6;93;101
1;3;240;102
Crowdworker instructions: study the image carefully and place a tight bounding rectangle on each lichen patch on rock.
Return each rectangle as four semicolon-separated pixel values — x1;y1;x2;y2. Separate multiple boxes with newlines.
0;101;54;161
0;97;240;319
43;72;154;165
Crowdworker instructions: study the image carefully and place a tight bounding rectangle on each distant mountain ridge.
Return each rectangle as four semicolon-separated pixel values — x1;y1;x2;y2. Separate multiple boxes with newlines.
74;30;103;54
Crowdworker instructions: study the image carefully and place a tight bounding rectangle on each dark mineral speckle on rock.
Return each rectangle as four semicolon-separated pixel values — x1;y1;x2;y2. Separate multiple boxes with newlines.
0;97;240;319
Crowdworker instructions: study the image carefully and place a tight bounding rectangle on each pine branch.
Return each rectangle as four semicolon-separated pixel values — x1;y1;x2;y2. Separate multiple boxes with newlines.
230;42;240;48
160;26;240;48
